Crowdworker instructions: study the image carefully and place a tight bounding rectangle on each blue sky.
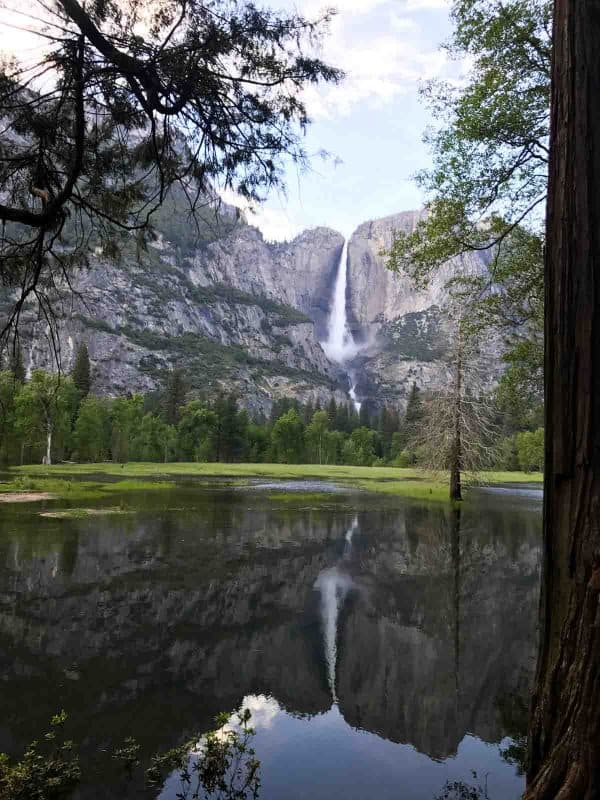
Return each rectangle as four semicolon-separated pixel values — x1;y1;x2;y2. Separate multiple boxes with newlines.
235;0;458;240
1;0;458;241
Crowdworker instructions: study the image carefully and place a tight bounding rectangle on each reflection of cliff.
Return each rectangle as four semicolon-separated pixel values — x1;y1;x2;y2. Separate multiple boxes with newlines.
0;491;541;796
336;506;540;759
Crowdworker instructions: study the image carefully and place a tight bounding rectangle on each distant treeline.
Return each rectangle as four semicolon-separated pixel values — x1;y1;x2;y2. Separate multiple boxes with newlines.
0;345;543;470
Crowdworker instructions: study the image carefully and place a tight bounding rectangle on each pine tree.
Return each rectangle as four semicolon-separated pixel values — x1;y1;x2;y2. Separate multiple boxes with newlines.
72;344;91;398
303;399;315;424
164;369;187;426
335;403;350;433
403;383;424;444
10;344;25;383
327;398;337;429
359;402;371;428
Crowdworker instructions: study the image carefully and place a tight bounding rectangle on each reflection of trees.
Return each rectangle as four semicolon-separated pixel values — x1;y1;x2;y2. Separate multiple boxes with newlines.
496;673;531;775
451;507;461;710
336;501;540;758
0;492;541;797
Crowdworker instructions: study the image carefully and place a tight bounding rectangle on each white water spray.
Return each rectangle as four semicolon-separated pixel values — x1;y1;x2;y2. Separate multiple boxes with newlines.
322;241;362;410
348;384;362;415
322;240;359;365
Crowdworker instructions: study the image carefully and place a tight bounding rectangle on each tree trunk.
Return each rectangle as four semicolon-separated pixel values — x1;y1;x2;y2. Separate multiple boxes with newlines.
449;460;461;502
525;2;600;798
450;326;463;502
45;426;52;466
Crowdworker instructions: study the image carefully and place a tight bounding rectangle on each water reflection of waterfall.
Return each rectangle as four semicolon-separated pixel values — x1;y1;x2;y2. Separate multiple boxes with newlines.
314;515;358;703
322;240;361;411
344;514;359;558
314;567;353;703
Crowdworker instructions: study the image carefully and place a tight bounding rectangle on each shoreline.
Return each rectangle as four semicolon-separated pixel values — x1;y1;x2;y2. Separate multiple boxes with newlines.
1;463;543;505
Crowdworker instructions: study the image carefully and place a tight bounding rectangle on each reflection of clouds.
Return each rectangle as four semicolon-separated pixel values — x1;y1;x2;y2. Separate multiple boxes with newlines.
238;694;282;730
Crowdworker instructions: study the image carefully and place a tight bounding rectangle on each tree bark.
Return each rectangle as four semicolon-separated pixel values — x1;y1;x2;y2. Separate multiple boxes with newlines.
450;326;463;502
525;2;600;798
45;426;52;466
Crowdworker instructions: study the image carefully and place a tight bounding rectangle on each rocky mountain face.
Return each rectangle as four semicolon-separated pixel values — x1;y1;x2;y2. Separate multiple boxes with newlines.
12;201;501;414
346;210;501;409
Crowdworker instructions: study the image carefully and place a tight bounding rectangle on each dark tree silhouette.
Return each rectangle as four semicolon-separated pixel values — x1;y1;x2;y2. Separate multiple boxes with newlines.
0;0;341;348
9;343;25;383
525;1;600;797
71;343;91;397
164;368;187;426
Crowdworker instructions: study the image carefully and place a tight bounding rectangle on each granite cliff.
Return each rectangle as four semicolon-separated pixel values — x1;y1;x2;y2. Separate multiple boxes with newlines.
11;200;501;415
346;210;501;409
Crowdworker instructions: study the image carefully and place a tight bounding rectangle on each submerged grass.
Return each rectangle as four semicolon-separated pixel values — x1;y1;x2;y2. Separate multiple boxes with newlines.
9;463;542;504
39;507;135;519
0;475;175;502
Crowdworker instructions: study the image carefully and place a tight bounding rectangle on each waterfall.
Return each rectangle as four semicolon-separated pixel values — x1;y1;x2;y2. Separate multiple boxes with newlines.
322;240;358;365
322;240;361;410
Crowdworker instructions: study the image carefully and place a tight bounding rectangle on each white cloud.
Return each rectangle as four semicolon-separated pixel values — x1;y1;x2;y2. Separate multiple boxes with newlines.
302;32;449;119
404;0;450;9
219;189;302;242
283;0;453;119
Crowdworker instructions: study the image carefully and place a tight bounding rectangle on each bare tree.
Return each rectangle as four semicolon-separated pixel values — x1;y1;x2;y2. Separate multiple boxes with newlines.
413;318;498;501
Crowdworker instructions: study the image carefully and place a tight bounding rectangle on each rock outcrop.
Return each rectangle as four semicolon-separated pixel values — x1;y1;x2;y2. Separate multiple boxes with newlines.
346;211;502;410
10;203;504;414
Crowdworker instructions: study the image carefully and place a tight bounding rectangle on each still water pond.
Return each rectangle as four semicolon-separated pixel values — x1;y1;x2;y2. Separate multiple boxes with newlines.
0;482;541;799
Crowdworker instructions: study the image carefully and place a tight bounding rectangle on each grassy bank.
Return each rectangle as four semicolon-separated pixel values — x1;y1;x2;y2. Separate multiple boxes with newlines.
8;463;543;504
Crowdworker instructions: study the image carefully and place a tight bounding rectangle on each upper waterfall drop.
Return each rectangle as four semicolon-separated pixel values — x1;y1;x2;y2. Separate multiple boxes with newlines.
322;239;359;365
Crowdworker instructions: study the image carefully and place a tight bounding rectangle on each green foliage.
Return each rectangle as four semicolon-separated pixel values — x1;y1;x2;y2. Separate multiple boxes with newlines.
306;410;330;464
516;427;544;472
177;401;219;461
387;0;550;278
495;435;520;471
435;775;489;799
1;367;542;473
146;709;260;800
110;396;144;463
343;427;378;467
271;409;305;464
71;345;91;399
385;0;549;422
0;711;80;800
73;397;110;462
0;710;260;800
188;283;311;325
0;370;19;463
15;372;79;464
